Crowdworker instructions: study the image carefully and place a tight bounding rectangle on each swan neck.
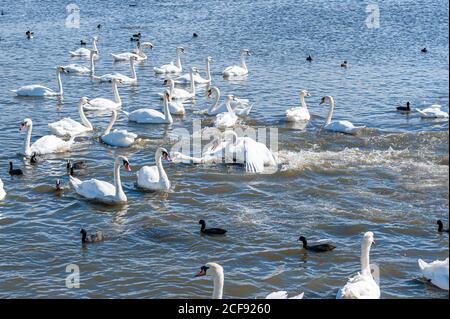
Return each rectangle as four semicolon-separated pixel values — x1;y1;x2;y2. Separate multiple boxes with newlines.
212;271;224;299
190;70;196;95
209;88;220;113
176;50;182;69
240;54;247;70
206;59;211;81
225;98;234;115
112;82;121;105
360;241;372;276
78;102;93;129
156;152;170;188
113;162;125;201
163;96;173;124
325;98;334;125
103;111;117;135
24;123;32;156
300;94;308;110
90;52;95;76
130;59;137;80
56;70;63;95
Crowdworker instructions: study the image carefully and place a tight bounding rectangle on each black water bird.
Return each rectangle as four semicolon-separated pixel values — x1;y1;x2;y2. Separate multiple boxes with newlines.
199;220;227;235
26;30;33;39
437;220;449;233
80;228;104;243
306;54;313;62
9;162;23;175
97;24;101;29
67;160;87;171
193;32;198;38
80;40;87;46
397;101;411;112
341;60;348;68
421;47;428;53
298;236;336;252
30;153;39;165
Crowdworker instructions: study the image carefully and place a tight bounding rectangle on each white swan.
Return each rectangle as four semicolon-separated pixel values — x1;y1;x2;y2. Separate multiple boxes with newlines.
159;93;185;115
70;155;131;204
223;49;251;77
20;118;76;156
136;147;172;191
69;36;99;59
111;42;154;62
320;96;365;134
64;49;96;75
265;291;304;299
418;258;449;290
12;66;67;97
124;90;173;124
48;97;93;137
174;56;212;84
154;47;184;74
101;110;137;147
173;131;278;173
215;96;238;128
93;56;138;84
286;90;311;121
0;178;5;201
416;105;449;119
159;69;197;100
206;86;252;116
84;78;123;111
336;231;380;299
195;262;302;299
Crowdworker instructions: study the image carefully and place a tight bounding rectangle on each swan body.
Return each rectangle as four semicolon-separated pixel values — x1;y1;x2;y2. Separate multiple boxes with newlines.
160;69;197;100
111;42;154;62
174;56;212;84
215;96;238;128
12;67;67;97
223;49;251;77
136;147;171;191
416;105;449;119
0;178;5;200
320;96;365;134
84;79;123;111
336;232;380;299
154;47;184;74
93;56;138;84
48;97;93;137
101;110;137;147
70;156;131;204
20;118;76;156
286;90;311;121
418;258;449;290
70;37;99;59
162;98;185;115
266;291;304;299
124;90;173;124
206;86;252;116
64;49;96;75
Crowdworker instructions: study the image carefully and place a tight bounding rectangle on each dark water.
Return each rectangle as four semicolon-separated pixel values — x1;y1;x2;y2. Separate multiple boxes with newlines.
0;0;448;298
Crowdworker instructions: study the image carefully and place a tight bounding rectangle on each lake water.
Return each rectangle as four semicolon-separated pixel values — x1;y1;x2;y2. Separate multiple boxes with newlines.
0;0;448;298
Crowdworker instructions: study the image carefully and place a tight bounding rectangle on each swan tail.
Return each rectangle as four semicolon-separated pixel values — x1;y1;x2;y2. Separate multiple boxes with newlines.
122;110;130;117
289;292;304;299
418;259;428;271
415;108;428;116
69;175;82;190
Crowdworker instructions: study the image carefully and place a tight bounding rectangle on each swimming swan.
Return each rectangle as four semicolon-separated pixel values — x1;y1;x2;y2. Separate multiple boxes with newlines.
136;147;172;191
48;97;93;137
320;96;365;134
12;66;67;97
286;90;311;122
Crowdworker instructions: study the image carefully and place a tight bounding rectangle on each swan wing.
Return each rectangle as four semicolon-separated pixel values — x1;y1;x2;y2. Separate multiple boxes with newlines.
30;135;71;155
102;130;136;147
337;274;380;299
418;258;449;290
13;85;54;96
136;166;160;189
128;108;165;123
64;64;89;74
85;98;119;111
70;48;90;56
48;118;88;137
70;176;116;199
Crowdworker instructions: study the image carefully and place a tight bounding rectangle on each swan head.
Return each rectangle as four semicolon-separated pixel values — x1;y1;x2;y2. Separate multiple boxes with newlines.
226;95;235;102
112;78;124;85
195;262;223;278
241;49;251;56
92;36;98;42
157;147;172;162
141;42;154;50
56;66;68;74
206;56;213;63
79;96;89;105
300;90;311;97
191;66;199;73
363;231;375;246
115;156;132;171
207;86;218;98
20;118;32;132
177;47;185;54
320;96;333;105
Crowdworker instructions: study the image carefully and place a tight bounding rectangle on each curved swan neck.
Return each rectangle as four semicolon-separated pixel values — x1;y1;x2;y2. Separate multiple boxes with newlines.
103;111;117;135
163;95;173;124
130;59;137;80
155;151;170;188
56;70;63;96
113;162;126;201
24;123;32;156
240;53;247;70
325;97;335;125
175;50;182;69
360;241;372;276
212;271;224;299
92;38;98;52
208;88;220;113
300;94;308;110
190;69;196;95
112;82;121;105
78;102;93;129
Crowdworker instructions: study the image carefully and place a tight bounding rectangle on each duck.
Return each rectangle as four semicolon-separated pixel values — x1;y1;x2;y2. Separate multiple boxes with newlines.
421;47;428;53
418;258;449;290
123;90;173;124
336;232;380;299
136;147;172;191
101;110;137;147
437;220;449;233
223;49;251;77
341;60;348;68
298;236;336;252
9;162;23;176
416;104;449;119
397;101;411;112
199;220;227;235
70;155;131;204
67;160;87;171
306;54;313;62
26;30;34;39
0;178;6;200
80;228;104;243
80;40;87;46
285;90;311;122
320;96;366;134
